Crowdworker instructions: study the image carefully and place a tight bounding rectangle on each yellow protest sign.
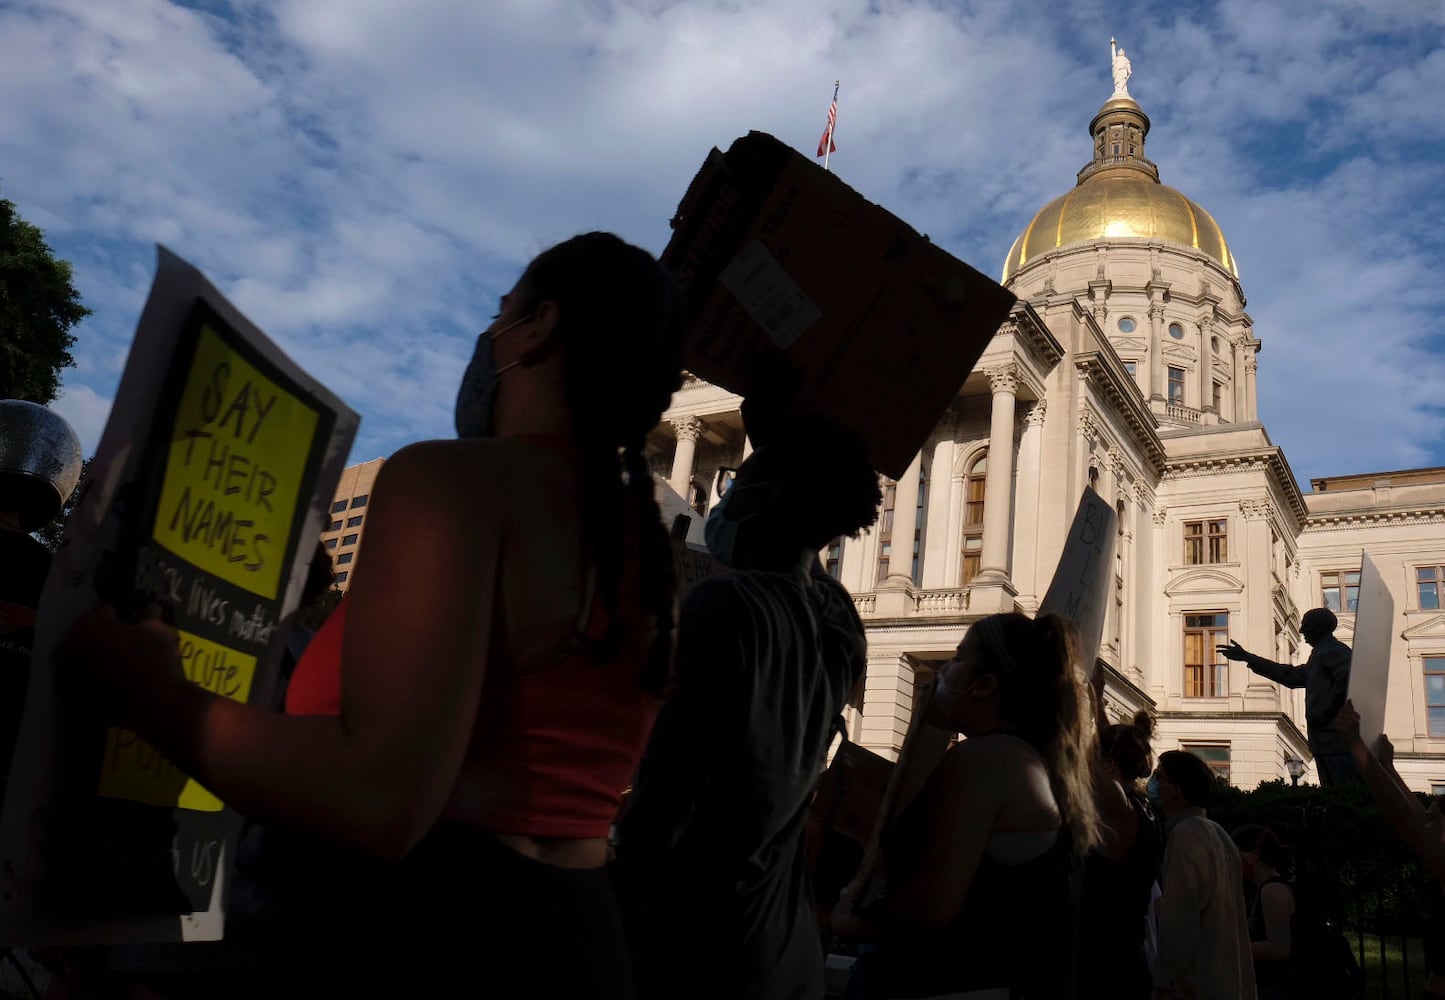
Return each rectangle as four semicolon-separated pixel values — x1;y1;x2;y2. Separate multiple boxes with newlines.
96;630;258;812
152;323;319;600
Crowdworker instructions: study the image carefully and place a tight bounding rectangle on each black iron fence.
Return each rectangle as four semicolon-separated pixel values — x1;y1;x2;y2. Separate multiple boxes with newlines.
1211;779;1433;999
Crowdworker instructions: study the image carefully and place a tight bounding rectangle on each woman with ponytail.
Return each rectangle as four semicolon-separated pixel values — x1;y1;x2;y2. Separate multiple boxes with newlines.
61;233;685;996
1078;696;1163;999
833;612;1101;1000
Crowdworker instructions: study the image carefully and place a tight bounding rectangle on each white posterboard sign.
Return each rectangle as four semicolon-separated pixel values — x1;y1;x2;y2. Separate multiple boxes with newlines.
0;247;358;946
1039;487;1118;672
1348;552;1393;751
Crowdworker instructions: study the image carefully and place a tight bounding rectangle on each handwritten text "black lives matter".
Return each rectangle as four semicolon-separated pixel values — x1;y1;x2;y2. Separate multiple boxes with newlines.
167;361;281;573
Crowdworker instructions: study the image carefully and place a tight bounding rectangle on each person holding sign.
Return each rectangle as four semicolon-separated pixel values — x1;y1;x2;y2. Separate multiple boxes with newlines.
1218;608;1358;786
59;233;686;997
614;414;880;1000
832;613;1102;1000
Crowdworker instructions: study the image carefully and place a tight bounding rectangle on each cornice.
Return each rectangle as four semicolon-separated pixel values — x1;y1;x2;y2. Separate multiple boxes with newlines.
1161;451;1307;530
1304;505;1445;532
1074;352;1166;474
1002;301;1065;374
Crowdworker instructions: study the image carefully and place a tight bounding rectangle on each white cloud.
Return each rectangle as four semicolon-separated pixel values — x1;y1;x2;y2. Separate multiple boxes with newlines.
0;0;1441;485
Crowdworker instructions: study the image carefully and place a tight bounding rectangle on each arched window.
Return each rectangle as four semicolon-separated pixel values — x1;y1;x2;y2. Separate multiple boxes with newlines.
961;451;987;585
875;479;897;584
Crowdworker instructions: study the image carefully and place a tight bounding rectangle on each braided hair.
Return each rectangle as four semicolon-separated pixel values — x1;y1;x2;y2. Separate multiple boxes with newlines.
511;233;685;696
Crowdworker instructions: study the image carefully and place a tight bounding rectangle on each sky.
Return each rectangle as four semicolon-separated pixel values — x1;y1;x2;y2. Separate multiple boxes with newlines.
2;0;1443;487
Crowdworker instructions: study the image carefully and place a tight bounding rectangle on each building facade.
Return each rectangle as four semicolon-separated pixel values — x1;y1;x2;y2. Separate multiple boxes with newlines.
322;457;382;590
649;82;1445;791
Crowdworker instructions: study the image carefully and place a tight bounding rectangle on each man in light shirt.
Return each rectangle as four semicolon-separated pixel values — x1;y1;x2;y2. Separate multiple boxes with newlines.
1150;750;1256;1000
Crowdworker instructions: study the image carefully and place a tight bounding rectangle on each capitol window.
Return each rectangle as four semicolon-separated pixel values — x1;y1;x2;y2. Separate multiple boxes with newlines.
1122;360;1137;376
1427;657;1445;737
961;451;987;585
1184;743;1231;783
1322;569;1361;613
1117;316;1136;333
1184;612;1230;698
1418;566;1444;609
1167;367;1186;403
1169;322;1185;339
1184;519;1227;564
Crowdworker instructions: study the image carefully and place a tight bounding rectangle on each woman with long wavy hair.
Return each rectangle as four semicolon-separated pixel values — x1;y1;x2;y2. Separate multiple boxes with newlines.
60;232;685;998
834;611;1101;1000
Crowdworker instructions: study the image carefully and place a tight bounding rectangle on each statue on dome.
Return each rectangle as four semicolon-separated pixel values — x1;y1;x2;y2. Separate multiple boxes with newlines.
1110;37;1132;97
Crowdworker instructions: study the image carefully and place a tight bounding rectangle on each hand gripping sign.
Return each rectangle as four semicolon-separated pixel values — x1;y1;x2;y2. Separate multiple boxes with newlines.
0;248;358;946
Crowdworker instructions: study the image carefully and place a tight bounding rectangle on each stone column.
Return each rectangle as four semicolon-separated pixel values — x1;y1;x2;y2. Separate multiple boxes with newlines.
1240;498;1280;708
1012;400;1046;609
921;420;957;589
1199;318;1214;414
1232;337;1247;421
1148;303;1167;402
976;365;1018;583
668;416;703;496
884;450;923;587
1244;357;1259;422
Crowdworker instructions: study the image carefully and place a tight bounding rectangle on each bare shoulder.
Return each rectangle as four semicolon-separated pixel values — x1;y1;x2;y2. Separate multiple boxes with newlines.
381;438;566;518
936;733;1036;782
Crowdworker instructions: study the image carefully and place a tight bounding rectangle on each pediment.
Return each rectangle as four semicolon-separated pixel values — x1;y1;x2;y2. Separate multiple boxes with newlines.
1162;343;1195;363
1114;336;1147;353
1164;567;1245;596
1402;614;1445;642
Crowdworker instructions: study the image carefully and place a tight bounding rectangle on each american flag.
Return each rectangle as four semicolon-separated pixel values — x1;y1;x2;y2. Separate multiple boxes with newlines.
816;84;838;158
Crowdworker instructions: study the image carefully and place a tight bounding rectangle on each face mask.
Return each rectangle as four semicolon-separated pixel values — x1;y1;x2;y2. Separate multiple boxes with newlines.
454;313;530;438
1146;775;1162;806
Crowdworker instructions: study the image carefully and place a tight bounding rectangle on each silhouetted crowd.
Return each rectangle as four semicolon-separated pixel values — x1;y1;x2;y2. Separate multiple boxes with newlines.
1;235;1439;1000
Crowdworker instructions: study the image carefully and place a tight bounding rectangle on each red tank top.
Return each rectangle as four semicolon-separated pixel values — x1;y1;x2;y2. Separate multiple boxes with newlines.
285;471;659;840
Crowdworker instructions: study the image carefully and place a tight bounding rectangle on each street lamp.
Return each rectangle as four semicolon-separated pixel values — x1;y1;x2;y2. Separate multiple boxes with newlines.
1285;755;1306;787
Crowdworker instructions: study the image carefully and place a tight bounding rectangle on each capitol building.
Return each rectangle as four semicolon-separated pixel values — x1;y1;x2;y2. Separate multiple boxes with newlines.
647;65;1445;791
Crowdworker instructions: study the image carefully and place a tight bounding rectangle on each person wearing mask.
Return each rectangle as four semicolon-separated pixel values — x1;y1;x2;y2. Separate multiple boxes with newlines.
832;612;1103;1000
59;233;686;997
1149;750;1256;1000
615;414;881;1000
1218;609;1356;785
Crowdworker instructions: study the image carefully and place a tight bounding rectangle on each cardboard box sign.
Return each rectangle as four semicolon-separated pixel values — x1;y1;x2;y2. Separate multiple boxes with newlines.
662;131;1017;479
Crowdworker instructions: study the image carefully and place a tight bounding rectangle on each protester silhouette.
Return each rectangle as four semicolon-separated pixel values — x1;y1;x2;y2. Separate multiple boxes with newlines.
1232;825;1297;1000
1218;608;1357;785
832;613;1102;1000
58;233;686;997
0;400;82;805
615;413;881;1000
1150;750;1257;1000
1080;680;1163;1000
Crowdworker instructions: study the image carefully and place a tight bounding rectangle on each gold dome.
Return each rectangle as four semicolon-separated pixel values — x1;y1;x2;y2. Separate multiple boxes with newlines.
1002;94;1238;284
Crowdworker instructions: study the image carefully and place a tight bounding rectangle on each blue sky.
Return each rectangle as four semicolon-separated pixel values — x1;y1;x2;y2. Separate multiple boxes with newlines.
2;0;1443;486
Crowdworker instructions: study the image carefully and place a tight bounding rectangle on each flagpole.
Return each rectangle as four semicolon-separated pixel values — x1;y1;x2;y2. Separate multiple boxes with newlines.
823;80;839;172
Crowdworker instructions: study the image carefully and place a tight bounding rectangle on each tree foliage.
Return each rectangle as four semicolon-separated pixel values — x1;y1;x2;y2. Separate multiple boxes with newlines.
0;193;90;404
34;457;89;551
